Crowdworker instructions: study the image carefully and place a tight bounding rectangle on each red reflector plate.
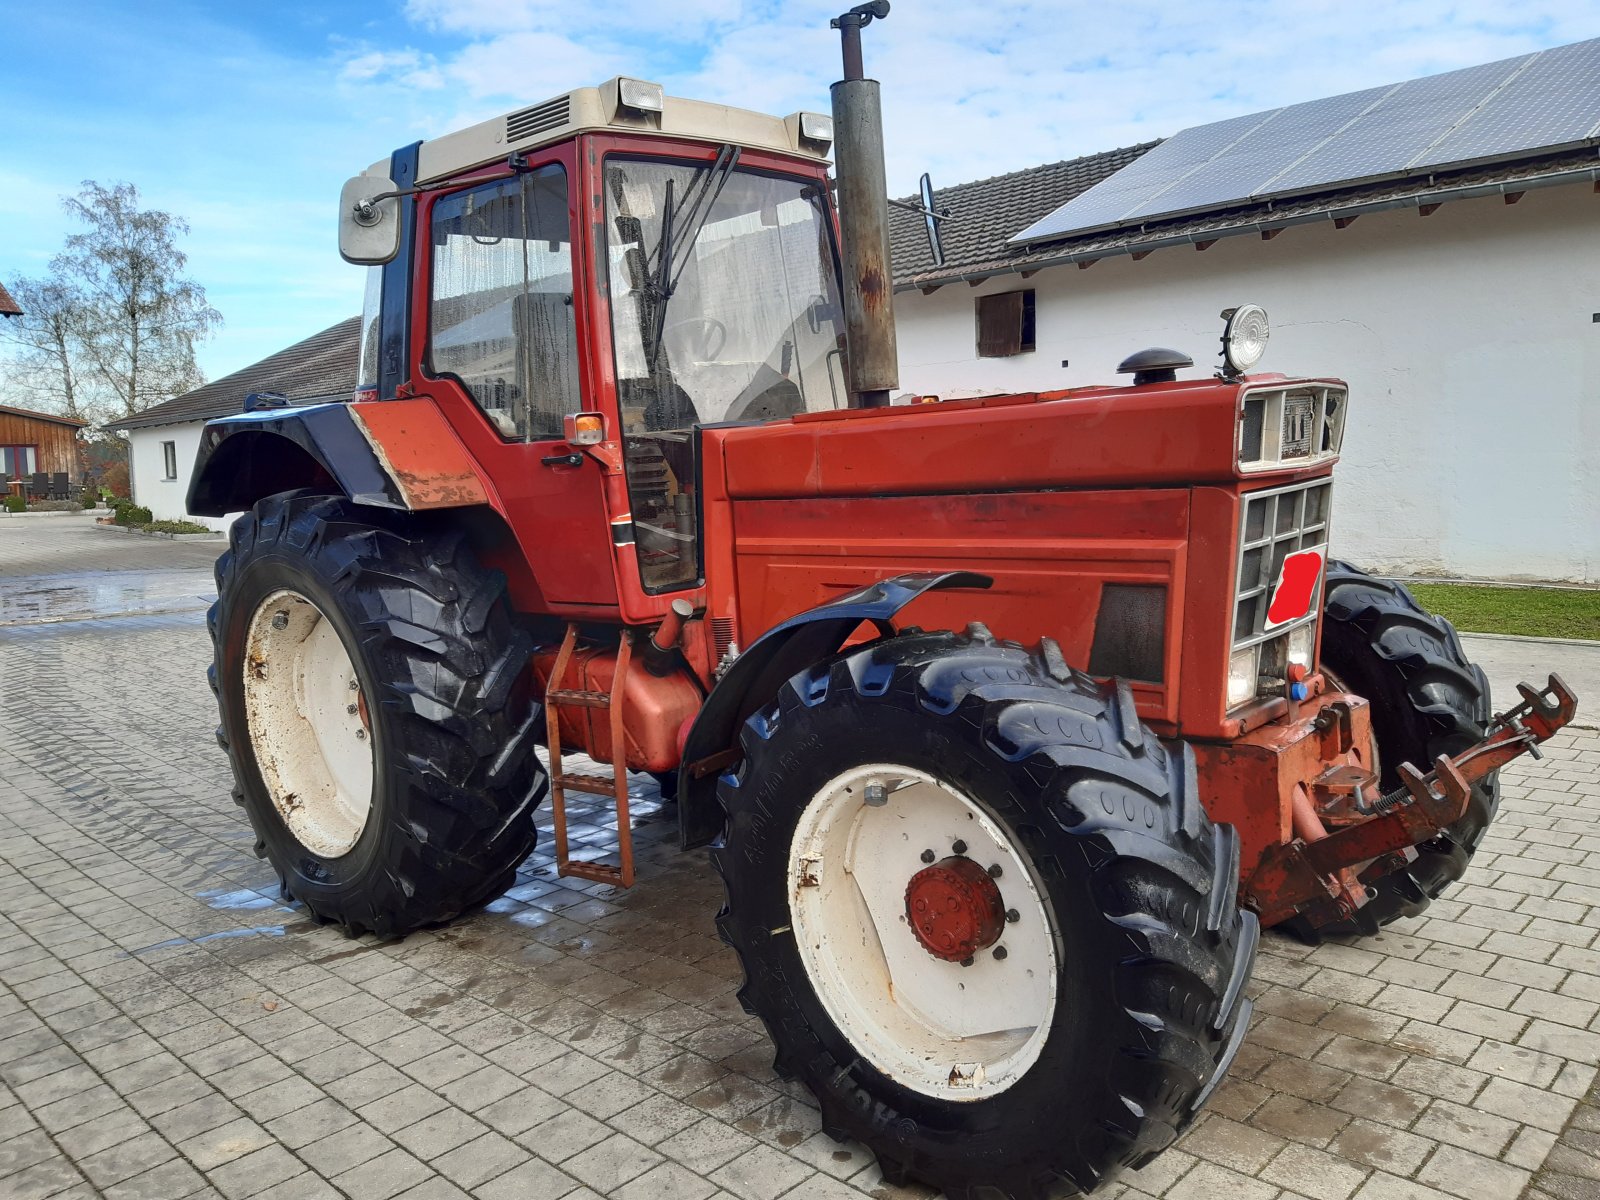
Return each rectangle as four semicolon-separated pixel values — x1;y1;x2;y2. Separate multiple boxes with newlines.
1265;546;1325;629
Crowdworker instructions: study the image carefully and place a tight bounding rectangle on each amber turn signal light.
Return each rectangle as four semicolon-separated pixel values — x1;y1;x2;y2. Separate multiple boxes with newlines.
566;412;606;445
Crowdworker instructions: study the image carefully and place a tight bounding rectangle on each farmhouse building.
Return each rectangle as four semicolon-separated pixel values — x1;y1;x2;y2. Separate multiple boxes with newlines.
0;404;87;493
889;38;1600;584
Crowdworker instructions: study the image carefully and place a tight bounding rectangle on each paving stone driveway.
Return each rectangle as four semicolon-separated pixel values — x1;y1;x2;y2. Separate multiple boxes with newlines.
2;520;1599;1200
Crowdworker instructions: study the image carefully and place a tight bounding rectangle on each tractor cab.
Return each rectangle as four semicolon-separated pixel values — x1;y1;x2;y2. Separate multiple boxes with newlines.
343;82;851;609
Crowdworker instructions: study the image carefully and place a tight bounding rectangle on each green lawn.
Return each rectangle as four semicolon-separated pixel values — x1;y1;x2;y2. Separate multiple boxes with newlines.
1406;583;1600;641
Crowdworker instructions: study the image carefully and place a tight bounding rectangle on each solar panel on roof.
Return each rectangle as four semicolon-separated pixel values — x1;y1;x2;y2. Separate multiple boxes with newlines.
1264;57;1520;195
1416;37;1600;168
1009;36;1600;246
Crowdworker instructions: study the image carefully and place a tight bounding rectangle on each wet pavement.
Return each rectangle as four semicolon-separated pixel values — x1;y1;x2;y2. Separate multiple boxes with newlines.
2;517;1600;1200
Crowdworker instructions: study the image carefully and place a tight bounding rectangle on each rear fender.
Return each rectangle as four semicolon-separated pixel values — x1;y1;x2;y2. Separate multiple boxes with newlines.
187;399;491;517
676;570;993;848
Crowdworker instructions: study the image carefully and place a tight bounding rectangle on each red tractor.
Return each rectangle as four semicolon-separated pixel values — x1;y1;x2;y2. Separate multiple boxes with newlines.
191;7;1576;1197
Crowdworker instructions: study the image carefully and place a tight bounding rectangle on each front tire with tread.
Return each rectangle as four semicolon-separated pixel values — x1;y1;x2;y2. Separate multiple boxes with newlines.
713;631;1257;1199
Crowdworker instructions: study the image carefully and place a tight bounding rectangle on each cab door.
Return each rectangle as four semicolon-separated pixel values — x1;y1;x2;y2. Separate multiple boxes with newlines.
416;147;618;610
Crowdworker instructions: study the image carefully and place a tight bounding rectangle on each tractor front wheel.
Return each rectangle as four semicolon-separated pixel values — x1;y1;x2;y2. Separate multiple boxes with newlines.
1304;561;1498;939
209;491;545;938
714;631;1257;1199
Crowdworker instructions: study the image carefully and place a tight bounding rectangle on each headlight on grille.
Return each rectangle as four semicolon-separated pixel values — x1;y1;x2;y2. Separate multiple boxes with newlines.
1227;646;1260;709
1238;384;1348;473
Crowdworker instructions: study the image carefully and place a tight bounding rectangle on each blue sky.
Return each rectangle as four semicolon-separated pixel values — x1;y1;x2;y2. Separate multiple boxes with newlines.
3;0;1593;389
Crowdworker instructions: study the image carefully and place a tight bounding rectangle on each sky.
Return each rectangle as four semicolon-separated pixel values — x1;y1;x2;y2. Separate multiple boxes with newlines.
2;0;1595;389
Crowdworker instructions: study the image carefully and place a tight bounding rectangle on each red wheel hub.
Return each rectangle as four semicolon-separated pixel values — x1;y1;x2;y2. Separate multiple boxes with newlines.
904;856;1005;962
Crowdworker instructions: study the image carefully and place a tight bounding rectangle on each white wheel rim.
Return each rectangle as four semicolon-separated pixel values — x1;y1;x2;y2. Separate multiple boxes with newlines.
788;763;1058;1100
243;588;375;858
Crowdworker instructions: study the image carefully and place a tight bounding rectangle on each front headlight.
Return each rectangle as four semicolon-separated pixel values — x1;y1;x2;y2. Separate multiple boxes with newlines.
1227;646;1260;709
1287;625;1315;675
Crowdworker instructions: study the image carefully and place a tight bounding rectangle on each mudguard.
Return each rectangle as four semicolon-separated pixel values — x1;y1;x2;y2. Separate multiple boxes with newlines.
676;570;993;848
188;399;492;517
187;404;402;516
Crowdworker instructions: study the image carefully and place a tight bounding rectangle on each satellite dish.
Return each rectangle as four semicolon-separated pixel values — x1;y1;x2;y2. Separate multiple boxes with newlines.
919;172;944;266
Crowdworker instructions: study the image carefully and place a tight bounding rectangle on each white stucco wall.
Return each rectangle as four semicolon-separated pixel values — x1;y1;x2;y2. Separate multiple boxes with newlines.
893;184;1600;584
128;421;233;531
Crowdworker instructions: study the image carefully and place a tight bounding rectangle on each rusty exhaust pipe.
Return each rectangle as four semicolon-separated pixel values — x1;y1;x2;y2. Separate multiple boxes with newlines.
830;1;898;409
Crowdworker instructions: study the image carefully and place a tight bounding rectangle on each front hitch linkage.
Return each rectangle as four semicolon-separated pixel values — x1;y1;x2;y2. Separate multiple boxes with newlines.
1246;674;1579;928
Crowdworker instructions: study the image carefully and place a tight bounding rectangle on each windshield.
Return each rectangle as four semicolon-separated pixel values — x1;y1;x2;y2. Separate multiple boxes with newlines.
605;155;847;591
606;157;847;428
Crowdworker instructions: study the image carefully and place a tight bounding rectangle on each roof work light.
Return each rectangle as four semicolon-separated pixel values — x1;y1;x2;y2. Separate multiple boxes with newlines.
1220;304;1270;377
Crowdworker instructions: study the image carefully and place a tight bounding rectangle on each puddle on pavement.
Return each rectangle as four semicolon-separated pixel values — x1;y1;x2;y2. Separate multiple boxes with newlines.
0;569;216;625
198;886;293;913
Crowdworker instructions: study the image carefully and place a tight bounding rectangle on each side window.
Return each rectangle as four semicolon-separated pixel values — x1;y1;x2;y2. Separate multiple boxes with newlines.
429;166;579;441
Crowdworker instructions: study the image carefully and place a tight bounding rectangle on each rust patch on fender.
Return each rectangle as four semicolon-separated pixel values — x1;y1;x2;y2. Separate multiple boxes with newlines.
349;399;491;510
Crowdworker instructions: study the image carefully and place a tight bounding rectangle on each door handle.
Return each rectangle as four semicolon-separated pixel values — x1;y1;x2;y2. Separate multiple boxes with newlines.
541;453;583;468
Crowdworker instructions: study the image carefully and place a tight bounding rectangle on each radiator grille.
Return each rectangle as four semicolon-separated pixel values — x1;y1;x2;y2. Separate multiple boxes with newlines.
506;97;571;144
1233;478;1332;648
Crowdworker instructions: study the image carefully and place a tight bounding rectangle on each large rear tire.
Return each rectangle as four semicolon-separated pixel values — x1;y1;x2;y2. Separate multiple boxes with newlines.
1305;561;1497;938
713;630;1257;1199
209;491;545;938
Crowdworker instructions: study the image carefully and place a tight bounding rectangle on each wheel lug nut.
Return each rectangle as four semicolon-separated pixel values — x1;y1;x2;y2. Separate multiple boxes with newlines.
959;956;974;968
355;729;367;741
920;849;935;864
952;840;967;855
988;863;1002;878
993;945;1007;960
863;783;887;807
271;611;288;630
347;704;358;715
1006;908;1020;923
348;679;359;691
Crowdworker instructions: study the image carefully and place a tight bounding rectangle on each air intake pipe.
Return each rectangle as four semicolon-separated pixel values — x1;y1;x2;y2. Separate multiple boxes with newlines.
830;2;898;409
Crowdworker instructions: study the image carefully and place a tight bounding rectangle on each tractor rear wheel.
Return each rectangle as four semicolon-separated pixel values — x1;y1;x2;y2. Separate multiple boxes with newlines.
713;630;1257;1199
209;491;544;938
1304;561;1498;939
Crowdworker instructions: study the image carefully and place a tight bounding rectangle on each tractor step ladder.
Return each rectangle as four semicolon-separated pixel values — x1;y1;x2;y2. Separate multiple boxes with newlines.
544;623;636;888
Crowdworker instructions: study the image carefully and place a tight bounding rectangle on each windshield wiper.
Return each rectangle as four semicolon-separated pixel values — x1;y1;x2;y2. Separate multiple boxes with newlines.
645;145;741;369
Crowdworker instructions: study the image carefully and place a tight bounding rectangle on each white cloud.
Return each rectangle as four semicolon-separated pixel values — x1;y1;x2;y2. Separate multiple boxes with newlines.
339;48;445;90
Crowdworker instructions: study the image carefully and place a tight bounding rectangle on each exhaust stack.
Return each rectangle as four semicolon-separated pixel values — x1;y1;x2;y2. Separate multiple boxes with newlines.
830;1;898;408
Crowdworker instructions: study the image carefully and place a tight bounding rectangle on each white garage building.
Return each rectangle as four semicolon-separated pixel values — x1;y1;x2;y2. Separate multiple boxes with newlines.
118;318;359;530
889;38;1600;584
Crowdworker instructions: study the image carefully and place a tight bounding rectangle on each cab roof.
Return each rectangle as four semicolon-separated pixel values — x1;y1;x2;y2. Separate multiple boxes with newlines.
390;78;834;185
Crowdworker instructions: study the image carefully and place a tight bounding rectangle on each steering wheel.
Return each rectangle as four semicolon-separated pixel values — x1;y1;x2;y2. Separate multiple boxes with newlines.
664;316;727;360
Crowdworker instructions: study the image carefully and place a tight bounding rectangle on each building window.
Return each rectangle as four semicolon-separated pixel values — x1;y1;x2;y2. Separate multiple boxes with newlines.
1;445;38;480
975;289;1036;357
162;441;177;480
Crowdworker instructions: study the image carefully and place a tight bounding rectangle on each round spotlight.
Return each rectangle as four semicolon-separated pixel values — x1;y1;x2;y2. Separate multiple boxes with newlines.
1221;304;1270;376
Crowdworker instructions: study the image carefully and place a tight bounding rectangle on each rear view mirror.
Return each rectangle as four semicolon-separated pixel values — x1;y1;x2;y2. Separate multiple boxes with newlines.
339;175;401;265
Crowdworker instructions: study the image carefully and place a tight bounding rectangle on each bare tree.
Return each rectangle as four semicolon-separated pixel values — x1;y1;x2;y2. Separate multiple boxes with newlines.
0;275;94;420
55;181;222;419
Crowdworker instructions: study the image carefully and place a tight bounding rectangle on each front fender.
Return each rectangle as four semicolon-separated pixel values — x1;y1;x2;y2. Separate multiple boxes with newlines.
676;570;993;848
